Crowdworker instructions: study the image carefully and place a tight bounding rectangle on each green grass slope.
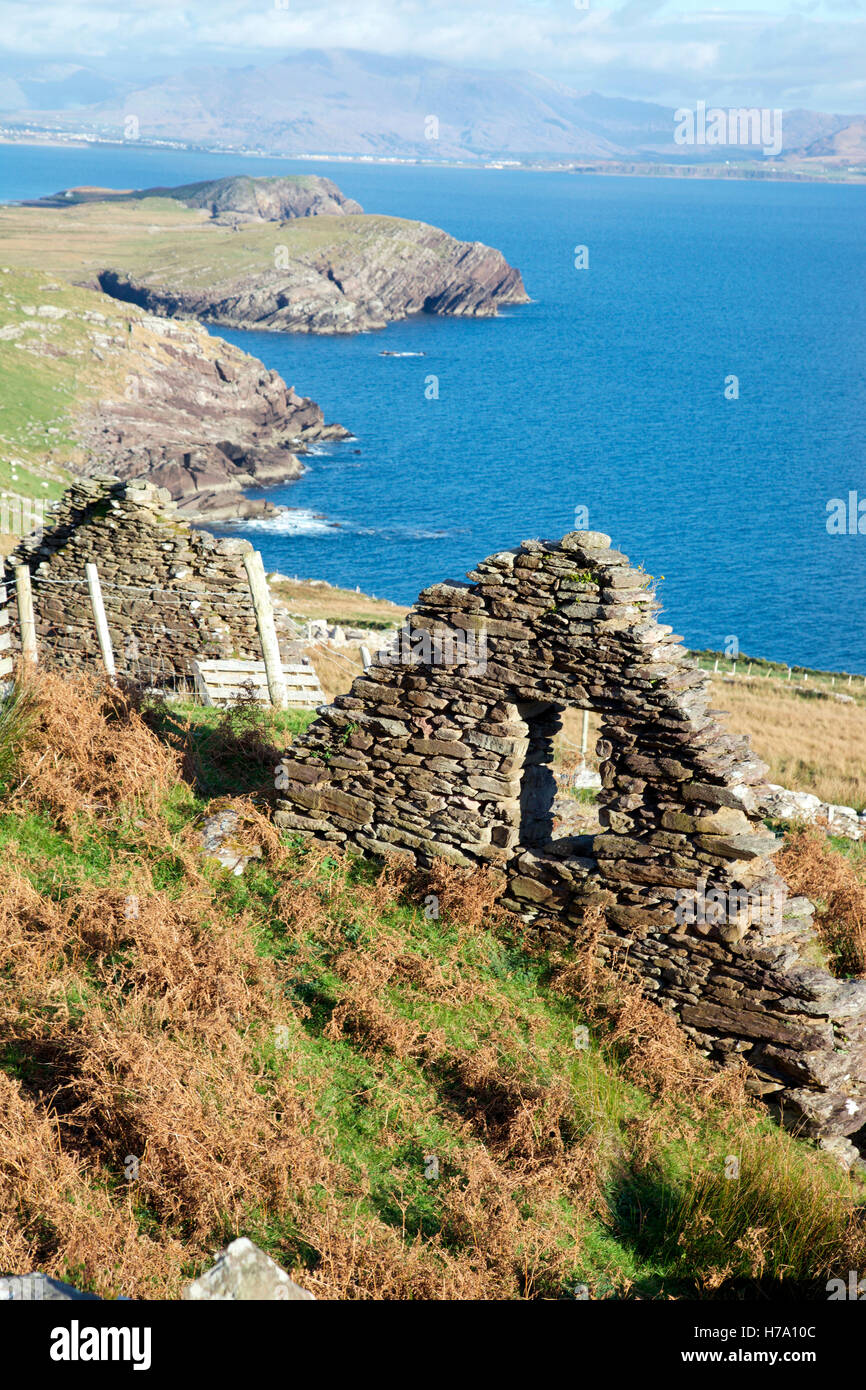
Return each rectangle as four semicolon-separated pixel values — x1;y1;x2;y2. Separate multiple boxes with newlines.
0;669;864;1300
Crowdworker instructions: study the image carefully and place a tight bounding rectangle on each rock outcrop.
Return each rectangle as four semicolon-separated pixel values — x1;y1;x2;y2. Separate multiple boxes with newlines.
0;267;349;522
96;215;529;333
275;529;866;1144
151;174;364;222
76;311;349;520
182;1238;315;1301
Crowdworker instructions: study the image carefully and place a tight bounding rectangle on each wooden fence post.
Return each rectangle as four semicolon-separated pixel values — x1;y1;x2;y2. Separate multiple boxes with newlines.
243;550;286;709
14;565;37;666
0;582;13;681
85;562;116;679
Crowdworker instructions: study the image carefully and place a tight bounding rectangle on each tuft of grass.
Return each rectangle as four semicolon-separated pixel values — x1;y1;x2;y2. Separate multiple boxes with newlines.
0;678;33;795
149;691;314;800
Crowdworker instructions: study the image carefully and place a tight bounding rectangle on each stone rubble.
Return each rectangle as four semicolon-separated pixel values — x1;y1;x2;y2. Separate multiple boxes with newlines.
758;784;866;841
0;1239;314;1301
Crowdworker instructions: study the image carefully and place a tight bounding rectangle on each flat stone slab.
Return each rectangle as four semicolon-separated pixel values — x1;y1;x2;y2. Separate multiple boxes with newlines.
200;807;263;875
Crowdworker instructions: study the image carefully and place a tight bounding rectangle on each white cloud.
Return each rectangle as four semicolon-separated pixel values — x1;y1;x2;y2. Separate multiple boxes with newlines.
0;0;863;111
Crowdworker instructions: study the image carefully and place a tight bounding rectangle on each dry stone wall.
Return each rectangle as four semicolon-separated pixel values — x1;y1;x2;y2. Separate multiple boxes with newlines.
275;530;866;1143
3;476;271;683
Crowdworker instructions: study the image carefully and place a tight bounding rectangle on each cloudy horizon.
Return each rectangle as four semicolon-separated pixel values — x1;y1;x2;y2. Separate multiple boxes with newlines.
0;0;864;115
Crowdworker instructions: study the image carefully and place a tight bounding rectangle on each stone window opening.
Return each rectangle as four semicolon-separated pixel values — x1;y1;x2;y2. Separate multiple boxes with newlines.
514;700;566;851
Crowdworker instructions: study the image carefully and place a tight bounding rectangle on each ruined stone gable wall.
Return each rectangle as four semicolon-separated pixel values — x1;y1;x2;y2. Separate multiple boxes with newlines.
275;530;866;1143
4;476;263;682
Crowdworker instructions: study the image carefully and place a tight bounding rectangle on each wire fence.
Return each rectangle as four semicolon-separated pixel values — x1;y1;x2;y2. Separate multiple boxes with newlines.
24;572;228;700
3;554;324;710
691;652;866;696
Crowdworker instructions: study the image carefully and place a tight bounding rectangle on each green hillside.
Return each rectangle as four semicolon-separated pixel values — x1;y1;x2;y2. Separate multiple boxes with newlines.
0;669;863;1300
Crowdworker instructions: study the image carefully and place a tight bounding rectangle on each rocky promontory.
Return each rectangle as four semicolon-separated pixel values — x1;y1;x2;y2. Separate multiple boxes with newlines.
95;214;529;334
29;173;364;223
2;176;529;334
0;267;349;522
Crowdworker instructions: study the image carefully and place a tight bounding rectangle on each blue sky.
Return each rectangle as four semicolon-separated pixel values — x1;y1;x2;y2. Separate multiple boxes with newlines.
0;0;863;112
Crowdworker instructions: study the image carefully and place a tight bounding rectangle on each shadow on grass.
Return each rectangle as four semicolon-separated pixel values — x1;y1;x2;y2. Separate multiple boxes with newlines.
143;691;311;801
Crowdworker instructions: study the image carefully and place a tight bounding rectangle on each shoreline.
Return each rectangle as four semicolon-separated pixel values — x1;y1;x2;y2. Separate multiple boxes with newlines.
1;132;864;186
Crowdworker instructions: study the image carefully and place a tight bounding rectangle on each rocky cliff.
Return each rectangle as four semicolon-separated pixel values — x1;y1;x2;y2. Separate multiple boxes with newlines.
0;268;348;522
2;180;529;334
77;315;350;521
96;214;529;333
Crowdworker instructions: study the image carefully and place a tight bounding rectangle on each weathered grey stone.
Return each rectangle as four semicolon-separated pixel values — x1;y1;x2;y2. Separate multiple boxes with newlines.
182;1238;315;1301
0;1273;102;1301
273;530;866;1143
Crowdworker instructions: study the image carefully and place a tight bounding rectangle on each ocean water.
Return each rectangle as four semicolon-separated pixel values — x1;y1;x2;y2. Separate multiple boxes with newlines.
1;143;864;671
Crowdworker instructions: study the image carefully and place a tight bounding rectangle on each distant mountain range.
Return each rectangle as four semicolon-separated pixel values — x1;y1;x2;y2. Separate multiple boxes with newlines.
2;48;864;166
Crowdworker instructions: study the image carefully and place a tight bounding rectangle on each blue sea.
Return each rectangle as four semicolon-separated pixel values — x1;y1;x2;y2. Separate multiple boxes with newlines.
1;142;864;671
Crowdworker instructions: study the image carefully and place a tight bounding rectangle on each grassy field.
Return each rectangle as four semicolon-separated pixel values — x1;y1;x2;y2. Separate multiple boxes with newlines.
271;576;408;630
706;674;866;811
0;197;442;295
1;668;866;1301
0;267;117;506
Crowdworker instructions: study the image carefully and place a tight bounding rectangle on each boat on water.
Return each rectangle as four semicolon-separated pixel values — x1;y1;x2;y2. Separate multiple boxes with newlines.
379;350;427;357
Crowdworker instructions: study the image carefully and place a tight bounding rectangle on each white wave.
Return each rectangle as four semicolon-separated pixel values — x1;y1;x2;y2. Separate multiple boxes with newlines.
235;512;458;542
237;508;340;536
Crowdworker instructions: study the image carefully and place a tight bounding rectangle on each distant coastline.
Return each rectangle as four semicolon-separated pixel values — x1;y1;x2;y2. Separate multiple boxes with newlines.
1;128;864;186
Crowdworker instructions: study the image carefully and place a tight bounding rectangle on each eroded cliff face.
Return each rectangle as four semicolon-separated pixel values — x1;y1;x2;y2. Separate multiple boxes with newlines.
76;312;350;521
96;215;529;334
0;268;348;522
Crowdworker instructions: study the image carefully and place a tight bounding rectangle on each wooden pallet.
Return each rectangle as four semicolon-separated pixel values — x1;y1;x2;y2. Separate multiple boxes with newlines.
191;657;324;709
0;584;13;681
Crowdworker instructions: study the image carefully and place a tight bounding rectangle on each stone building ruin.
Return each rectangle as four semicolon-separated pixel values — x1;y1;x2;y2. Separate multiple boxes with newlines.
276;529;866;1145
3;476;286;686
